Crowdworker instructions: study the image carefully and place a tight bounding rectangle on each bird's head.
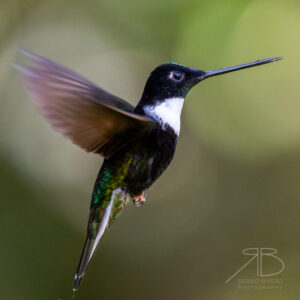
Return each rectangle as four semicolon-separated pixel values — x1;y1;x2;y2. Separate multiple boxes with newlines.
141;63;205;101
136;57;281;135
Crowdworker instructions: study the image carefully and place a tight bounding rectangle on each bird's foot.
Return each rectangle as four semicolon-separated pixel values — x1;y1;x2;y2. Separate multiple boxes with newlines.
132;191;146;207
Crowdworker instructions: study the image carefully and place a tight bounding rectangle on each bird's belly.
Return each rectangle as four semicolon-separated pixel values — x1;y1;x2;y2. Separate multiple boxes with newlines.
125;127;177;196
125;148;156;196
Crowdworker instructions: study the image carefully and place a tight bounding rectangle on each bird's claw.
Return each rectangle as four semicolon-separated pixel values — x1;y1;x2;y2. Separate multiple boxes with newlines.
132;191;146;207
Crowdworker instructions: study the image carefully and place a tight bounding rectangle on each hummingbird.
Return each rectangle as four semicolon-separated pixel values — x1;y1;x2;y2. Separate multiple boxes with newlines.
15;50;281;290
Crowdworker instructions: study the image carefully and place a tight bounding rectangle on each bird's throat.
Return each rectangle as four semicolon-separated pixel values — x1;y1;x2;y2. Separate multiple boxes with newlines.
143;97;184;135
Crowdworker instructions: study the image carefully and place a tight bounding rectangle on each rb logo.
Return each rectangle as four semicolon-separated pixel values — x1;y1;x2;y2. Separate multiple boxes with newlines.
225;248;285;284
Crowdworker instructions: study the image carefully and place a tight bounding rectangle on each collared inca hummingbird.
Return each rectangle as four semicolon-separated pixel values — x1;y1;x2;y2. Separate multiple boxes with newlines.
15;50;281;290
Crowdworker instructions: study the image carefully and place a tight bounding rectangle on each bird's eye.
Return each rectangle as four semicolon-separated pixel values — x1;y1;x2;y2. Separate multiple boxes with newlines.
169;71;184;82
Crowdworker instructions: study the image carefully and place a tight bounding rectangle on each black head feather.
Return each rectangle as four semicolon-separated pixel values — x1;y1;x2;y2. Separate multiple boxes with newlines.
135;63;205;112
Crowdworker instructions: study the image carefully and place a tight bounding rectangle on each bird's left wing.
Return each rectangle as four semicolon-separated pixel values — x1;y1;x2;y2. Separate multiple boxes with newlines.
15;50;155;158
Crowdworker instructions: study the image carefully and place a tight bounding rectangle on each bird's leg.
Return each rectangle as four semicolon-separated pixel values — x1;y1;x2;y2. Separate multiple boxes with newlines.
132;190;147;207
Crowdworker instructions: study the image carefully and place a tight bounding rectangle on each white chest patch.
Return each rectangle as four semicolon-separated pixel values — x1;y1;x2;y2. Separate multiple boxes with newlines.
143;97;184;135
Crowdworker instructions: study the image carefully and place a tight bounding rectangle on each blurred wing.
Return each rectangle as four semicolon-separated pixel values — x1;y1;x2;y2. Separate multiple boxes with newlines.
15;50;154;158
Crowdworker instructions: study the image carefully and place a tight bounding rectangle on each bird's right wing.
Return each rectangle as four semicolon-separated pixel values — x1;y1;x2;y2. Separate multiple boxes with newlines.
15;50;155;158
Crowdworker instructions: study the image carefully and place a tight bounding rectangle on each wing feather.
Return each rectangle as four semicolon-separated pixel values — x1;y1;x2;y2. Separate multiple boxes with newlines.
15;50;154;157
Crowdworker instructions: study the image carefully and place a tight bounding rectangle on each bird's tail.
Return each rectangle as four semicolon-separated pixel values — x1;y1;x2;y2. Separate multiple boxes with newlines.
73;187;127;291
73;236;97;290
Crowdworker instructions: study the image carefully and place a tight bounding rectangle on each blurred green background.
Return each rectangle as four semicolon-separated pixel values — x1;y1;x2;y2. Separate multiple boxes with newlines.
1;0;300;299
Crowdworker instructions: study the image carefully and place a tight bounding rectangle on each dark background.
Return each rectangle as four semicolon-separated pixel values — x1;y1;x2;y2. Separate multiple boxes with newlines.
0;0;299;299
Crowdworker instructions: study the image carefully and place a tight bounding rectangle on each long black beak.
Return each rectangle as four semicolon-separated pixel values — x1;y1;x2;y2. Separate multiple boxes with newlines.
200;57;282;80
